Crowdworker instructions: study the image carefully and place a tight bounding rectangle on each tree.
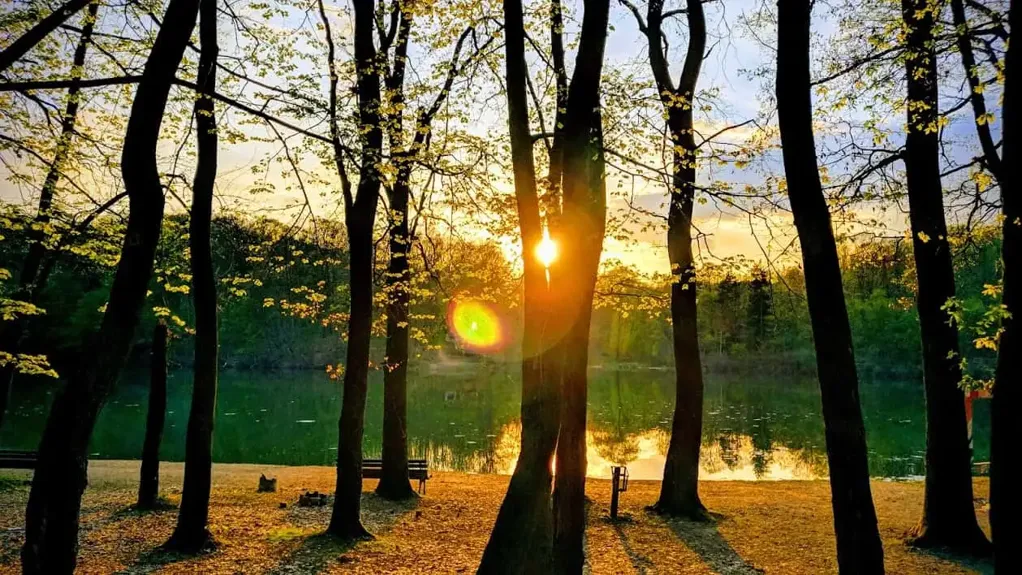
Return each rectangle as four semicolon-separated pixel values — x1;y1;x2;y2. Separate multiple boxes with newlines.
900;0;989;552
377;2;418;503
19;0;199;570
992;1;1019;571
377;3;482;501
0;2;99;430
746;266;773;350
476;0;561;570
137;322;168;510
550;0;610;567
775;0;885;572
166;0;220;552
0;0;96;74
620;0;709;520
949;0;1004;186
326;0;384;539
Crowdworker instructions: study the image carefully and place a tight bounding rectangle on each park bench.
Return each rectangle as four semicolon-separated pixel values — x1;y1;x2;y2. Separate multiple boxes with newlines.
0;450;37;469
361;459;430;494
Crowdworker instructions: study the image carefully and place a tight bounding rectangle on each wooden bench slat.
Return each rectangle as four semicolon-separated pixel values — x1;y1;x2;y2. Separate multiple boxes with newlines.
355;459;430;494
0;450;38;471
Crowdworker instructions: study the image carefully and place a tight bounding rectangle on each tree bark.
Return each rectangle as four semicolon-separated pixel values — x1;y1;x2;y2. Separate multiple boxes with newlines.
993;2;1020;572
137;323;168;509
552;0;610;572
378;7;417;501
775;1;885;573
166;0;219;553
477;0;560;570
328;0;383;539
0;0;95;74
901;0;990;553
19;0;198;571
379;166;416;500
0;3;99;431
634;0;709;520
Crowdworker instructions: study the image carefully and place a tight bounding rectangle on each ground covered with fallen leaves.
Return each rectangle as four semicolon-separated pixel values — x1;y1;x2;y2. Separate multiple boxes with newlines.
0;461;993;574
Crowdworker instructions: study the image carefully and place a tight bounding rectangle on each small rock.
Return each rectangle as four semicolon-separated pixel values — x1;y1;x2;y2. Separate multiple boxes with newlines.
414;510;423;520
279;502;287;509
298;491;329;507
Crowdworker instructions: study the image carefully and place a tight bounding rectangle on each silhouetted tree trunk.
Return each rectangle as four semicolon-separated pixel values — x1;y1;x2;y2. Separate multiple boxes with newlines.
0;3;99;431
378;8;417;501
328;0;383;539
477;0;560;571
775;1;885;573
552;0;610;572
992;2;1019;572
628;0;709;519
901;0;990;553
0;0;95;74
137;323;168;509
376;7;474;502
166;0;219;553
19;0;198;571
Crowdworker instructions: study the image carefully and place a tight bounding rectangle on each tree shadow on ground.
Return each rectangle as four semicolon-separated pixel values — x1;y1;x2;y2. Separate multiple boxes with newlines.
654;512;764;574
114;498;177;516
126;544;217;574
906;544;994;575
268;492;421;575
606;515;655;575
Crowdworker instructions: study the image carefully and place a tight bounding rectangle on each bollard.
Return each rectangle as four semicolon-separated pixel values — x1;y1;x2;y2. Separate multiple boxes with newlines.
610;466;629;519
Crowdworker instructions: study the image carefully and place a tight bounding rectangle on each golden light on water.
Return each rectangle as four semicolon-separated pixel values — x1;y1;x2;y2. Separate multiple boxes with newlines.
447;299;506;353
535;232;558;269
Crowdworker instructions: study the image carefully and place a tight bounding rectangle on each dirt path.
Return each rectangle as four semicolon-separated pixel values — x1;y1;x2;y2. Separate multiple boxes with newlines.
0;461;994;573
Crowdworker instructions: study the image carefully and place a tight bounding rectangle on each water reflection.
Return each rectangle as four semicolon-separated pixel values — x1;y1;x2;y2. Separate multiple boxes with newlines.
0;364;987;480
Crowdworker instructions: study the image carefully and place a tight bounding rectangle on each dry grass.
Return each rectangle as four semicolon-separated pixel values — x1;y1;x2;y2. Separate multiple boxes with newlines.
0;461;993;574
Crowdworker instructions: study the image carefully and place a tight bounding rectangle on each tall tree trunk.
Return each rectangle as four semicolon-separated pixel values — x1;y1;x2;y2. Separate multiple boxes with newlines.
166;0;219;553
0;3;99;431
19;0;198;571
901;0;990;553
477;0;560;571
552;0;610;572
137;323;168;510
634;0;709;519
379;166;416;500
775;1;885;573
378;7;416;501
992;2;1020;571
328;0;383;539
0;0;95;74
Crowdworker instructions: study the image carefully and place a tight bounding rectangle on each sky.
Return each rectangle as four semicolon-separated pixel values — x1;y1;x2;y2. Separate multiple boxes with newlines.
0;0;1003;277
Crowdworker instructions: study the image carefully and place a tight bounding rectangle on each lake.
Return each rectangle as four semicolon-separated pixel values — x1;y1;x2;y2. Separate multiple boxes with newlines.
0;362;990;480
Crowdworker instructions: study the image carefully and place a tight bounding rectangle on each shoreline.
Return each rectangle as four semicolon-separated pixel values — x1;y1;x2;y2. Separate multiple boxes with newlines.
1;460;993;574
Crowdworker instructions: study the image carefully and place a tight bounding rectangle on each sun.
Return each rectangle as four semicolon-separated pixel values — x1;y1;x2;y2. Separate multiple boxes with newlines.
535;233;558;268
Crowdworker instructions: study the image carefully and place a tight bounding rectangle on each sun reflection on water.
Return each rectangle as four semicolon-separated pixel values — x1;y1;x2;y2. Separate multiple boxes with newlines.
452;423;828;480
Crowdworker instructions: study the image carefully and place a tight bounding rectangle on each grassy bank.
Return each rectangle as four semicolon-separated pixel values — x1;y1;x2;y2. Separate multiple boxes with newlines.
0;461;993;574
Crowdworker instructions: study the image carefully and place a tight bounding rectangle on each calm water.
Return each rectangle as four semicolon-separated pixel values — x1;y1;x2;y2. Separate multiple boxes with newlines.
0;363;990;480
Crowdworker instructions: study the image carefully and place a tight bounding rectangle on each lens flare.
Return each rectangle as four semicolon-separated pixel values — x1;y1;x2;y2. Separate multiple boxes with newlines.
447;299;505;353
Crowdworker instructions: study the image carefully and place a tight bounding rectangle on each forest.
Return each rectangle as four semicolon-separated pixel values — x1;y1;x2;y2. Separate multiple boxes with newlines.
0;0;1017;573
0;211;1007;374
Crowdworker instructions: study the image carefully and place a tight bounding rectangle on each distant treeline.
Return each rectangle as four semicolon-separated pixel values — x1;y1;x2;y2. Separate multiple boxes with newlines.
590;227;1002;381
0;210;1002;380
